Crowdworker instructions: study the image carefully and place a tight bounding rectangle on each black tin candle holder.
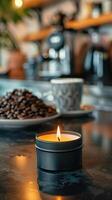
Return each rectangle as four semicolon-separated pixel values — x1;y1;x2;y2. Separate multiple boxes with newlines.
36;130;82;171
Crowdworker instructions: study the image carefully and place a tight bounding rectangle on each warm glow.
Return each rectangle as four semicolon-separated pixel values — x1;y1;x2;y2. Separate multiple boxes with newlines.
15;155;27;169
56;197;63;200
14;0;23;8
56;126;61;141
24;181;41;200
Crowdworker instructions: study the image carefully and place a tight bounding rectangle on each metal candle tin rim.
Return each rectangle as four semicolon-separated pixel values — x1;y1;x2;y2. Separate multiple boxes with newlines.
35;144;82;153
36;131;82;152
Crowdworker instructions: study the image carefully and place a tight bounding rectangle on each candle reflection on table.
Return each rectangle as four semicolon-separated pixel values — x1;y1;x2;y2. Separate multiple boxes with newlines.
14;155;27;170
24;181;41;200
40;192;82;200
38;168;89;196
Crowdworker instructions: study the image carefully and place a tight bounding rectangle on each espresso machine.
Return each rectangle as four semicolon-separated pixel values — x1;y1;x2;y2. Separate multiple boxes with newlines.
37;12;75;80
83;28;111;85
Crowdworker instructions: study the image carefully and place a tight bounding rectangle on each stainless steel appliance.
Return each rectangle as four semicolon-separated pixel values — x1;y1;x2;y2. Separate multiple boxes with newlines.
37;12;75;80
83;30;111;85
36;31;75;80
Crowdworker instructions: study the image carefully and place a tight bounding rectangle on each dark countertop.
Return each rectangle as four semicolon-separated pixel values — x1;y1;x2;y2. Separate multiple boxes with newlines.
0;110;112;200
0;80;112;200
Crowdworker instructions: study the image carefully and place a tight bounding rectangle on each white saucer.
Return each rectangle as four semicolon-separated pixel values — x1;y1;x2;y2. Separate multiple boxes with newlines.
59;108;94;117
0;114;60;128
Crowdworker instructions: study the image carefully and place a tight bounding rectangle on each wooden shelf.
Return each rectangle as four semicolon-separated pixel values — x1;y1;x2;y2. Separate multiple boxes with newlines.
23;0;60;8
23;13;112;42
23;26;55;42
66;13;112;30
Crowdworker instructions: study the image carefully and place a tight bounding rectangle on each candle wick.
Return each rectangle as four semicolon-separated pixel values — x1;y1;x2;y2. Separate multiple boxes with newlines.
58;137;60;142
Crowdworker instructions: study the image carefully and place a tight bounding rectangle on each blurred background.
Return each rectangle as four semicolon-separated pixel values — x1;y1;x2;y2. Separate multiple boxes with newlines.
0;0;112;85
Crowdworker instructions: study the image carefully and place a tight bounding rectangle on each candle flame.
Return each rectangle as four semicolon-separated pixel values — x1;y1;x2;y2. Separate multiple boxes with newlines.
57;126;61;141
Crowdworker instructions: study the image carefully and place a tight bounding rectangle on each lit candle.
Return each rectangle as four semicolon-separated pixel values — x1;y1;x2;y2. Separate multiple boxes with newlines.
36;126;82;171
37;126;80;142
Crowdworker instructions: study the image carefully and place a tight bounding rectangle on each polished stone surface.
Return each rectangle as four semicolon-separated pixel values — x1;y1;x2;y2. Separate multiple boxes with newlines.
0;110;112;200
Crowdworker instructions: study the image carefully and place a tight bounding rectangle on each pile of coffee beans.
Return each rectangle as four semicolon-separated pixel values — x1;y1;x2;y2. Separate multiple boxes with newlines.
0;89;56;119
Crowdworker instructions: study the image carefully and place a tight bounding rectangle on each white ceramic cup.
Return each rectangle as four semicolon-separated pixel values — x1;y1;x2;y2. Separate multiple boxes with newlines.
51;78;83;113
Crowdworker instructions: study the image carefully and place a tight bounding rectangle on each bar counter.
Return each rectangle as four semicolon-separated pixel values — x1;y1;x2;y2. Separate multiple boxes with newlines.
0;80;112;200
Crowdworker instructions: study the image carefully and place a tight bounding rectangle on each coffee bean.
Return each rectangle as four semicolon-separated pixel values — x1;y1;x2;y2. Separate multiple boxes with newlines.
0;89;56;119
